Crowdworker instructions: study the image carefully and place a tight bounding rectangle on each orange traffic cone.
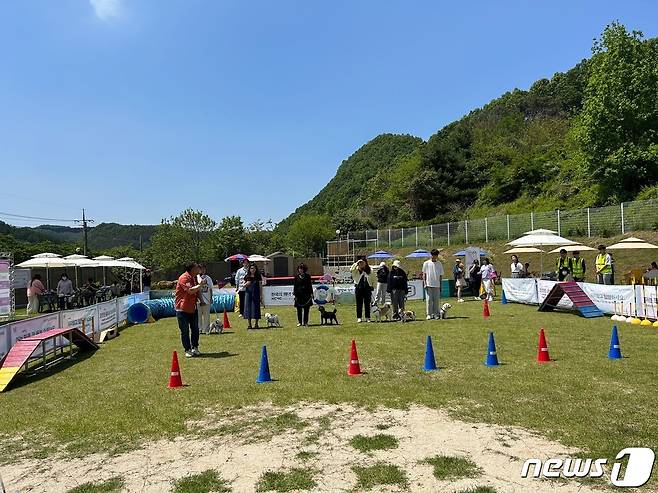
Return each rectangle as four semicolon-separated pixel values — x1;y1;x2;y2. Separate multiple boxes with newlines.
537;328;551;363
483;299;491;318
347;339;362;376
168;351;183;388
223;310;231;329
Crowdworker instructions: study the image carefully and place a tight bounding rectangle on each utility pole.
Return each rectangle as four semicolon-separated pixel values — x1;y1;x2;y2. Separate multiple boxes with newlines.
75;209;95;256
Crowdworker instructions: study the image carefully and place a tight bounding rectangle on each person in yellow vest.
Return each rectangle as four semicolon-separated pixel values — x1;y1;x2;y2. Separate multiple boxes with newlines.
596;244;613;285
570;250;586;282
556;249;570;281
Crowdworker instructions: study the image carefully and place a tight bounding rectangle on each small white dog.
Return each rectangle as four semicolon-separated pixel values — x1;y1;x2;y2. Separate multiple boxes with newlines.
400;309;416;322
370;304;382;322
265;312;281;328
209;318;224;334
438;303;452;320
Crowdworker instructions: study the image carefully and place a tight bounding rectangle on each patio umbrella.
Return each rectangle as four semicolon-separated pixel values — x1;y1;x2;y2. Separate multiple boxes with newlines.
367;250;394;259
405;249;432;258
92;256;116;285
64;254;99;287
548;245;597;253
504;247;545;254
225;253;248;262
16;255;78;289
116;257;146;291
507;229;577;271
606;237;658;250
247;254;271;262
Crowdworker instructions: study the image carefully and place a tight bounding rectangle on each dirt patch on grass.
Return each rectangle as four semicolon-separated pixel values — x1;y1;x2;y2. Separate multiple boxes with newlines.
2;403;606;492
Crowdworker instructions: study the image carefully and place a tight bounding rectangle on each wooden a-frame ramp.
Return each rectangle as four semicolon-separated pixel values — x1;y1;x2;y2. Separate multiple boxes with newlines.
538;281;604;318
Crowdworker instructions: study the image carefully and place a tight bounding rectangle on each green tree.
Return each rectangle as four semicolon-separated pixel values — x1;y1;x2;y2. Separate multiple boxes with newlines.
285;215;334;257
245;219;274;254
216;216;249;259
150;209;217;269
577;22;658;202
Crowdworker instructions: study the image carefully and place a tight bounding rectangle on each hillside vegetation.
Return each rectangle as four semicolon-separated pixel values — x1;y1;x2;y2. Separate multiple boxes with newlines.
280;22;658;234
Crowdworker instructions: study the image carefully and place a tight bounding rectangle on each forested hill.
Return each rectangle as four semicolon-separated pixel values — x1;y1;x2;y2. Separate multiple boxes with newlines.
279;23;658;233
0;221;156;251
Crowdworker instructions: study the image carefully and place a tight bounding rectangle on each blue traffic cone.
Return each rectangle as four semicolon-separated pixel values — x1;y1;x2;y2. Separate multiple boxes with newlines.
423;335;438;371
256;345;272;383
608;326;622;359
485;331;499;366
501;290;508;305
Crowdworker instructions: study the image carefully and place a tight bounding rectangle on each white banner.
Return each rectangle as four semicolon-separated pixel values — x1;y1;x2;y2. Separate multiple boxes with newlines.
502;278;538;305
637;284;658;319
0;325;10;360
60;306;99;336
262;281;425;306
13;268;31;289
579;282;635;316
117;296;131;325
97;300;118;332
9;312;61;347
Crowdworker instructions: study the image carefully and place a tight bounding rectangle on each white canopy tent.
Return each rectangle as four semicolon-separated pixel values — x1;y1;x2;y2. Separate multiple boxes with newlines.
247;255;271;263
64;254;99;288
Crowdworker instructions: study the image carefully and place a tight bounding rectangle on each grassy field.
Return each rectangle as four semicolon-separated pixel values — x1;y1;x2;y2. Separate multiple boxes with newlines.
2;297;657;478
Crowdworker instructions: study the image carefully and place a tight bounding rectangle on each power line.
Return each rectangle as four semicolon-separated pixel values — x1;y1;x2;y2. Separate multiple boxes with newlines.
0;211;78;222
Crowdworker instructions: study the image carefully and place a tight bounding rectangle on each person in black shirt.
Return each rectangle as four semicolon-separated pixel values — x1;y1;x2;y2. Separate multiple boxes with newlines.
374;262;389;305
293;263;313;326
387;260;408;319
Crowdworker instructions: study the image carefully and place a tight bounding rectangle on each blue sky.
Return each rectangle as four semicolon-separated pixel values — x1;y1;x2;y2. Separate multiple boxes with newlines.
1;1;657;228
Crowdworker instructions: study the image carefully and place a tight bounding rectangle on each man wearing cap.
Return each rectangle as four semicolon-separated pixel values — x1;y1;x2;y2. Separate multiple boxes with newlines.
234;258;249;318
556;249;570;281
596;245;613;285
570;251;586;282
375;261;389;305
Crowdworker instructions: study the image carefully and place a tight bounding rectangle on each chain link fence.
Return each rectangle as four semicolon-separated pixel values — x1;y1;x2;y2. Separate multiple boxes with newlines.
329;199;658;252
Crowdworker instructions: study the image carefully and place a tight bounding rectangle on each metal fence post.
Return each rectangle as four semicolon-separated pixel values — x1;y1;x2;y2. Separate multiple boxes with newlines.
587;208;591;237
485;217;488;243
447;222;450;246
465;220;469;244
430;225;434;246
530;212;534;230
557;209;561;236
415;226;418;247
401;228;404;247
621;202;625;235
388;229;391;247
506;214;510;240
376;229;379;248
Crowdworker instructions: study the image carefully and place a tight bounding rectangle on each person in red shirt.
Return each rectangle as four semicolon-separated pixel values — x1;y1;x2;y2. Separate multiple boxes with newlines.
175;262;205;357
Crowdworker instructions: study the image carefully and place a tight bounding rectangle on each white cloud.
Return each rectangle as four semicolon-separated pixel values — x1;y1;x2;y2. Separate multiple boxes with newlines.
90;0;121;22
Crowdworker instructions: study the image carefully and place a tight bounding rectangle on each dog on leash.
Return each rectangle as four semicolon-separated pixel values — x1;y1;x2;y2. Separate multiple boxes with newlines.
371;303;381;322
209;318;224;334
399;309;416;322
264;312;281;328
438;303;452;319
318;305;339;325
371;302;392;322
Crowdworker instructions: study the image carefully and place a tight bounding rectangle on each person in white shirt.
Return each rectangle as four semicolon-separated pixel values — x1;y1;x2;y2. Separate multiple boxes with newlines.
480;257;495;301
234;258;249;318
422;249;444;320
510;255;524;278
197;264;214;335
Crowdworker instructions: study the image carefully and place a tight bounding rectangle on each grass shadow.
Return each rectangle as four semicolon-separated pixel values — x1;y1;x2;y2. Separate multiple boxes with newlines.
7;351;96;391
196;352;238;359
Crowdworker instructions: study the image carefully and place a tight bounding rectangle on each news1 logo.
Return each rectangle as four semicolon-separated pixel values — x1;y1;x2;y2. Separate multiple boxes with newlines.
521;448;655;487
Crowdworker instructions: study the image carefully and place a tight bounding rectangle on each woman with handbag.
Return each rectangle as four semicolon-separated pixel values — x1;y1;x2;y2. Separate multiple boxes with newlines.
293;263;313;326
350;258;372;323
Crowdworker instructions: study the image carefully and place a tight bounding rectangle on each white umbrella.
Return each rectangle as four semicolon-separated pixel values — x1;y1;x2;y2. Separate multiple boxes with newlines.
92;256;117;285
16;255;78;289
32;252;62;258
504;247;545;254
548;245;597;253
508;230;577;272
64;254;100;287
247;255;271;262
607;237;658;250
